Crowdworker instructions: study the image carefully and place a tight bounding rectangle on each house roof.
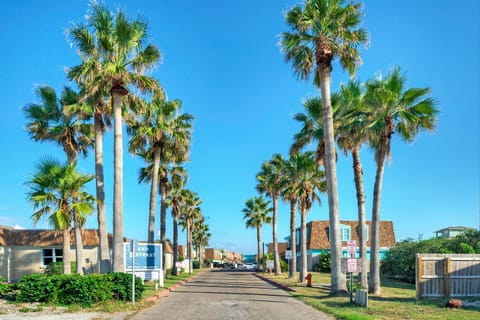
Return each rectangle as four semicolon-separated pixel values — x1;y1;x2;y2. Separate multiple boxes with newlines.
267;242;288;255
434;226;475;233
307;220;396;249
0;226;115;247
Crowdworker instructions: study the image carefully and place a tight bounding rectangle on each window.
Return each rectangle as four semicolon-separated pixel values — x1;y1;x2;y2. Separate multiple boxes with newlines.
340;224;350;241
42;248;63;265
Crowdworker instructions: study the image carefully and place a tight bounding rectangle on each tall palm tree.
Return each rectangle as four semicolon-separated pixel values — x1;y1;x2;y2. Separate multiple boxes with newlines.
26;158;95;275
128;96;193;244
73;1;161;272
242;196;272;266
166;166;188;276
179;190;202;274
24;86;93;274
363;67;438;294
67;20;113;273
192;217;211;268
337;80;368;288
280;0;367;295
281;152;326;281
256;154;283;275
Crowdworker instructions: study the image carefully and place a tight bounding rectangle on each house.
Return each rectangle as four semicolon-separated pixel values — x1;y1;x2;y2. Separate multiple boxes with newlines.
267;242;288;257
434;226;476;239
204;248;222;262
0;226;111;282
286;220;396;271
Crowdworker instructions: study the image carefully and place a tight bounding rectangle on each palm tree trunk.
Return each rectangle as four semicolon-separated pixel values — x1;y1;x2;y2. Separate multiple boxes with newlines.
172;213;178;276
299;207;307;282
94;114;110;273
148;149;161;243
112;91;124;272
289;199;297;279
272;194;281;275
369;155;386;294
257;225;262;267
74;222;84;274
187;222;192;274
352;146;368;289
199;243;203;268
159;170;168;271
63;228;71;274
319;70;346;295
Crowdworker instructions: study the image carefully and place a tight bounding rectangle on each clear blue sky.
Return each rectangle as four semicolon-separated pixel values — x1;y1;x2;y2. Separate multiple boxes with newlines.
0;0;478;255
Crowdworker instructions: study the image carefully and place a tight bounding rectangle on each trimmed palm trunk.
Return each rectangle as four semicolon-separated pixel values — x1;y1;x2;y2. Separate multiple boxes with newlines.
289;199;297;278
112;86;126;273
272;194;281;275
187;222;193;274
94;113;110;273
148;148;161;243
172;213;179;276
159;168;168;271
299;206;308;282
352;146;368;288
74;222;84;274
63;228;72;274
369;155;386;294
318;69;346;295
256;225;262;266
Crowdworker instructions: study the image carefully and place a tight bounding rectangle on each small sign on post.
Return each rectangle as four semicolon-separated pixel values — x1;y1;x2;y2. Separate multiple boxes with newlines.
285;250;292;260
347;240;357;257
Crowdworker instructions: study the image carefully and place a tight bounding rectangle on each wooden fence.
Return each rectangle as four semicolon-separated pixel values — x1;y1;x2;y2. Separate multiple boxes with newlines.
416;253;480;299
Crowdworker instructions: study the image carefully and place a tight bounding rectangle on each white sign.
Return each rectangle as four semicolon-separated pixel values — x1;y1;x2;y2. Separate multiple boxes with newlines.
285;250;292;259
347;258;357;273
347;240;357;256
266;260;274;269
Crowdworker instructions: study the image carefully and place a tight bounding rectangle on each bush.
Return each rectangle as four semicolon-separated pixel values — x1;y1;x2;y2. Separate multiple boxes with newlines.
192;260;200;269
108;272;144;301
313;253;331;272
382;231;480;283
16;272;143;305
280;259;288;273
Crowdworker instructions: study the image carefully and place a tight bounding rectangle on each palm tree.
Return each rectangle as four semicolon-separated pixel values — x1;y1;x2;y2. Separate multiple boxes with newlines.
67;20;113;273
192;217;211;268
363;67;438;294
128;96;193;244
280;0;368;295
179;190;202;274
242;196;272;266
256;154;284;275
26;158;95;275
24;86;93;274
337;80;368;289
281;152;326;281
166;166;188;276
73;1;161;272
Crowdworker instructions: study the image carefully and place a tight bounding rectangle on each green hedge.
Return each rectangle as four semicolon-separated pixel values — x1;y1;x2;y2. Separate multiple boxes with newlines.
16;272;144;306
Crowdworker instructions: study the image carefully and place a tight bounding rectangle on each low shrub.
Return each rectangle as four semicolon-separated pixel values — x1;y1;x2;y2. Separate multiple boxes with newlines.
16;272;143;306
313;253;331;272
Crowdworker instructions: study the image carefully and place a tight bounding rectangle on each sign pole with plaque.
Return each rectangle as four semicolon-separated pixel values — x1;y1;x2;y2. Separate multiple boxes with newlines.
347;240;357;305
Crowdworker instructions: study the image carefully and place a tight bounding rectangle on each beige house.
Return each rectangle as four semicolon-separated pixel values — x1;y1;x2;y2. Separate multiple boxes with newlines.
0;226;110;282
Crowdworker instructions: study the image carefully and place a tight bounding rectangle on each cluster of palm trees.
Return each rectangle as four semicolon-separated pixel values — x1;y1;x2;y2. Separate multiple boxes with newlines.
245;0;438;296
23;1;210;276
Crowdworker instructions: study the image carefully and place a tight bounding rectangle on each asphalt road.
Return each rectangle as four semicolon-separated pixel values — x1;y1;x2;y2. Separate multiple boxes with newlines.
131;269;331;320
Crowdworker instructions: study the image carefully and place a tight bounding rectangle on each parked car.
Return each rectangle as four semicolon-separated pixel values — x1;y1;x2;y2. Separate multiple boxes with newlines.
241;263;257;271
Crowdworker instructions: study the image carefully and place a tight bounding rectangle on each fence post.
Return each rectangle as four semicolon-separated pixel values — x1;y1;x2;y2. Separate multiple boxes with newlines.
444;257;451;298
416;253;422;300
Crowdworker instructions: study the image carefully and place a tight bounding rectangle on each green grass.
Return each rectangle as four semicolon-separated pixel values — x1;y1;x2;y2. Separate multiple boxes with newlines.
261;272;480;320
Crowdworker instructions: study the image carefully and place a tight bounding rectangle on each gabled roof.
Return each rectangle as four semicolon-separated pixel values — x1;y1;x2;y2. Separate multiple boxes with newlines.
307;220;396;249
267;242;288;255
0;226;112;247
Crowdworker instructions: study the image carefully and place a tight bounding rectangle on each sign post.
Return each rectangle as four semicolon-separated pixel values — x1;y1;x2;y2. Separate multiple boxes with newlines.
347;240;357;305
130;240;137;305
125;242;163;295
285;250;292;276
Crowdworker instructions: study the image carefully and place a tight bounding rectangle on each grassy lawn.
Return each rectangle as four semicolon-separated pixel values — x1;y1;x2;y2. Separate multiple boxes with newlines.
261;272;479;320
